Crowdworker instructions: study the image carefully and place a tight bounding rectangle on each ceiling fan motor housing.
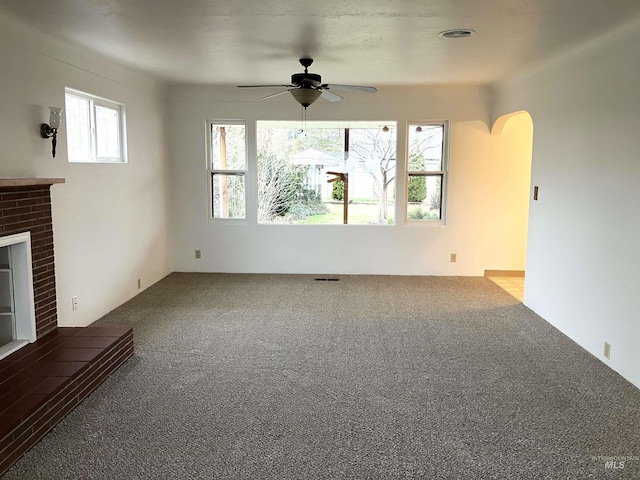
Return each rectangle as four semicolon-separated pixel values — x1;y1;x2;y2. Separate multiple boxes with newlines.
292;72;322;87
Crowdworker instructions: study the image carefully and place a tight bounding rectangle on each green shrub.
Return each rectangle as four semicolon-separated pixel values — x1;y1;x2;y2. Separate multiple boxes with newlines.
408;206;438;220
407;176;427;203
331;179;344;201
288;202;329;219
288;186;329;219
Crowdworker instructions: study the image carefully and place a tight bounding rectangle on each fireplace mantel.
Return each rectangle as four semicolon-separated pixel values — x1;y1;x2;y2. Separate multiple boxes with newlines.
0;178;65;187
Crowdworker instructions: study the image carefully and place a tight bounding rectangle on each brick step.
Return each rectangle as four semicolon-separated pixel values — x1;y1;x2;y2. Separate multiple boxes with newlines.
0;326;134;474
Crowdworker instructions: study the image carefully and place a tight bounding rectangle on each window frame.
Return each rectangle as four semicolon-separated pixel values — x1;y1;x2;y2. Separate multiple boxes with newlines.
405;121;449;224
206;120;248;222
64;88;128;164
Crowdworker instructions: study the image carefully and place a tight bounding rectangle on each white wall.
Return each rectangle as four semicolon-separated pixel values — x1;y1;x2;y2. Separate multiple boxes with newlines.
0;11;172;327
493;18;640;388
168;84;512;276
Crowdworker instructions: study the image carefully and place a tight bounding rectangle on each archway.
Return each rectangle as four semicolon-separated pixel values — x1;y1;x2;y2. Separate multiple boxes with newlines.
486;111;533;301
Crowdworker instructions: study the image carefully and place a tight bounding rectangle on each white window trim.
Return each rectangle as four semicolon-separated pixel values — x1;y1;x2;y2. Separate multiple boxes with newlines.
65;87;128;164
206;119;248;223
203;119;451;227
405;121;449;226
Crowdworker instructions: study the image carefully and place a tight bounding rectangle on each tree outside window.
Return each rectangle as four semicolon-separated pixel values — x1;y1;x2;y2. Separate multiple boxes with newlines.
257;121;396;225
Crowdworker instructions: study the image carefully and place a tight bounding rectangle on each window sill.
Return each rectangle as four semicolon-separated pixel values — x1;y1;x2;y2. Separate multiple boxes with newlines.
405;219;446;227
69;160;127;164
208;218;248;225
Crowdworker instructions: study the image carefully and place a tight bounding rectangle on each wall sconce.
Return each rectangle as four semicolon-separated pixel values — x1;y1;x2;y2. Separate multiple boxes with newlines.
40;107;62;158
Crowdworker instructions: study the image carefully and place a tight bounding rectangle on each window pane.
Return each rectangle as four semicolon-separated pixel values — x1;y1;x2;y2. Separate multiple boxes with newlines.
95;105;120;159
257;121;395;225
407;174;442;220
211;125;245;170
212;174;245;218
408;125;444;172
65;94;91;162
65;89;126;163
257;126;342;224
347;128;396;225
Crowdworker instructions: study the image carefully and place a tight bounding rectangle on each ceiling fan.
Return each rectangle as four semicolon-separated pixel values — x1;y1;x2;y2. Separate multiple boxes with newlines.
237;58;377;108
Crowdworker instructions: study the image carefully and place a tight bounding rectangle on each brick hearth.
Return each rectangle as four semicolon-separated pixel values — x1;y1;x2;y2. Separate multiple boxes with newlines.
0;326;134;474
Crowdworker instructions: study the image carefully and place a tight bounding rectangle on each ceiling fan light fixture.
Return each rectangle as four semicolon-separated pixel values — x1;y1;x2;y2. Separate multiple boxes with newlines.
239;58;376;106
290;88;322;108
438;29;475;39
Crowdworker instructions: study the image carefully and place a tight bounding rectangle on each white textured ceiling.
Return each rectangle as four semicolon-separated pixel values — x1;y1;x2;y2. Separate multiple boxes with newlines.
2;0;640;86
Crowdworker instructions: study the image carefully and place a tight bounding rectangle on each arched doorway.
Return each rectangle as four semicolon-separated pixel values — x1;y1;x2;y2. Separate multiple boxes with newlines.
486;111;533;301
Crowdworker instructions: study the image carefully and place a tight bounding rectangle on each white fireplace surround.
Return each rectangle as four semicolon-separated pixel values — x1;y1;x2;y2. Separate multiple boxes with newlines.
0;232;37;361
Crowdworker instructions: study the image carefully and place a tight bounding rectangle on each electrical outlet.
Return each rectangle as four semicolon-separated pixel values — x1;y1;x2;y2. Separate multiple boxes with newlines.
71;296;78;311
137;278;141;290
604;341;611;359
195;249;201;259
450;253;457;263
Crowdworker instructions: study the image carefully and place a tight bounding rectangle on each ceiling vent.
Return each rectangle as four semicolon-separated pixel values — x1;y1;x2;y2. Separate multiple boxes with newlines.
438;29;475;39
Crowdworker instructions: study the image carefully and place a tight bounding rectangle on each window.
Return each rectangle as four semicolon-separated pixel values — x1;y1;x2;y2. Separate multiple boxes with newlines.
407;123;447;221
64;88;127;163
257;121;396;225
208;122;246;219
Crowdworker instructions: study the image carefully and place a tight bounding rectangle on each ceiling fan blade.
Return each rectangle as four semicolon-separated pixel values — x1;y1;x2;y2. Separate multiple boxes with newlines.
261;90;293;100
322;84;377;94
237;84;293;88
321;90;343;102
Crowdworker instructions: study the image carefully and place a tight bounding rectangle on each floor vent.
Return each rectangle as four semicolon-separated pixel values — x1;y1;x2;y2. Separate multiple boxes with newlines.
314;278;340;282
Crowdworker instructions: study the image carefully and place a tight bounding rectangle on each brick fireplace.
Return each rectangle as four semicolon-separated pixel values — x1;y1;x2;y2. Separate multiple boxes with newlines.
0;178;65;341
0;178;135;475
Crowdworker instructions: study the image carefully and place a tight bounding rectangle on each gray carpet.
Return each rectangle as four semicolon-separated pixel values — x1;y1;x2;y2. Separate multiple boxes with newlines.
4;274;640;479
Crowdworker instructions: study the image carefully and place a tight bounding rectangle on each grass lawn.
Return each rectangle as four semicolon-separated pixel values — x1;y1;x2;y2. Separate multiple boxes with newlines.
296;203;394;225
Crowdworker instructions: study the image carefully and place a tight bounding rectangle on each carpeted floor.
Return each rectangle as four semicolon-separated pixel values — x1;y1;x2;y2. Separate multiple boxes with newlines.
4;273;639;479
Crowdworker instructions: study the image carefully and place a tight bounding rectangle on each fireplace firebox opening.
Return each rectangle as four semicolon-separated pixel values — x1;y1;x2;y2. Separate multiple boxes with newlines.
0;232;37;360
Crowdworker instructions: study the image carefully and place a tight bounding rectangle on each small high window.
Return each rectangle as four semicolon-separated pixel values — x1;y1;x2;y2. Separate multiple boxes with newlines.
65;88;127;163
